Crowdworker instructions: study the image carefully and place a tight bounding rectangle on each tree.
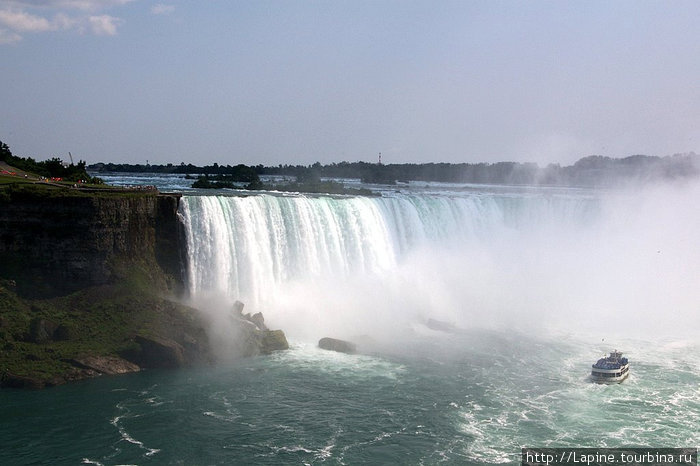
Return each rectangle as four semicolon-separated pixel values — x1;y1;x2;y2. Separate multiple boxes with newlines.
0;140;12;162
295;166;320;184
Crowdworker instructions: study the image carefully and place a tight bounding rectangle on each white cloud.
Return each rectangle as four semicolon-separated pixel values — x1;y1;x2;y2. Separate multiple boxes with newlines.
0;9;53;32
5;1;135;12
151;3;174;15
88;14;119;35
65;0;134;11
0;0;133;42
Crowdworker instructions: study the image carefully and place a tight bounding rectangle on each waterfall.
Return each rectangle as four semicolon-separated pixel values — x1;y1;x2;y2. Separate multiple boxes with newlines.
178;193;540;301
178;191;604;339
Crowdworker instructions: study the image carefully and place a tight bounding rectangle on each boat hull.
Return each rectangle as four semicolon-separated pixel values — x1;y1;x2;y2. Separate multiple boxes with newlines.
590;362;630;384
590;371;629;384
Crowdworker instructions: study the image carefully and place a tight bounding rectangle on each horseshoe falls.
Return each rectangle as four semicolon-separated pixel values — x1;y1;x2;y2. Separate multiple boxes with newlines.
178;186;699;341
3;183;699;465
179;191;599;341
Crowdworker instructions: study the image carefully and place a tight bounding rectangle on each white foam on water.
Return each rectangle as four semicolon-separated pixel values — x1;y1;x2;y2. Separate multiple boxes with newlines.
109;402;161;459
452;331;700;462
269;342;407;382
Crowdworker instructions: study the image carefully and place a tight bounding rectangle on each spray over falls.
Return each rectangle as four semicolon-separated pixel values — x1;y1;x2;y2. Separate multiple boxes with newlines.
177;190;637;342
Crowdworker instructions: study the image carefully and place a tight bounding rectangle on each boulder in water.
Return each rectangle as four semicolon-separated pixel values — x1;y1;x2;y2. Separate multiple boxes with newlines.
318;337;357;354
228;307;289;356
426;318;465;334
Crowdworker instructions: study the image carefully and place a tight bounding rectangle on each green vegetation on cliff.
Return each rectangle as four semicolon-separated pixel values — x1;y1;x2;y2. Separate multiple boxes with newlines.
0;260;211;389
1;139;102;185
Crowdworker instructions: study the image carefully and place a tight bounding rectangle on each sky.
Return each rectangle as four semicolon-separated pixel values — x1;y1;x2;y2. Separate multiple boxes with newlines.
1;1;699;167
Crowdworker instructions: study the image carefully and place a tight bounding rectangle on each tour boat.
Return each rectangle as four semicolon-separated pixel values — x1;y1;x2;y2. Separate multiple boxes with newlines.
591;350;629;383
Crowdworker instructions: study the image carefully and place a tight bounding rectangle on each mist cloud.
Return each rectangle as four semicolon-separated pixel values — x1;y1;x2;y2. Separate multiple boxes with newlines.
213;181;700;344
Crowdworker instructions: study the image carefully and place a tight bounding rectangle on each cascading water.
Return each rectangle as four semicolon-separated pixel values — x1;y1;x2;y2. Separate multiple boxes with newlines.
178;190;602;340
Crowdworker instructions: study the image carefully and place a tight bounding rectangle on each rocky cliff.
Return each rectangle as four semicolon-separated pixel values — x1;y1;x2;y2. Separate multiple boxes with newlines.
0;189;182;298
0;187;287;388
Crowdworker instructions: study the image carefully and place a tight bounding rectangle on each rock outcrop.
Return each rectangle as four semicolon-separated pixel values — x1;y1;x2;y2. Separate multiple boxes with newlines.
1;356;140;389
318;337;357;354
260;330;289;354
425;318;466;334
230;312;289;356
248;312;268;331
229;301;288;356
133;335;186;369
69;355;140;375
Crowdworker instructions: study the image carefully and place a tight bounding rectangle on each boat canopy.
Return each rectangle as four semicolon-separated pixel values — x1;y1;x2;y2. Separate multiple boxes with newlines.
592;350;628;369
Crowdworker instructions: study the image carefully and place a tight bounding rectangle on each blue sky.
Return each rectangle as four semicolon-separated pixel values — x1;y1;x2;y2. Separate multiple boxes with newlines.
1;1;699;166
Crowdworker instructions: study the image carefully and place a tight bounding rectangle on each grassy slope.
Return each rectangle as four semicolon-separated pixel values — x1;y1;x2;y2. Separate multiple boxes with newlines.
0;260;206;385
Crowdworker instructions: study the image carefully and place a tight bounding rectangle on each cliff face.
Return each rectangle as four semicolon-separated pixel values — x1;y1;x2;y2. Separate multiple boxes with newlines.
0;188;288;388
0;192;182;298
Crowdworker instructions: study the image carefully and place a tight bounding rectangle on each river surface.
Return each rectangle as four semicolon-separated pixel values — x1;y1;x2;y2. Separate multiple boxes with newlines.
2;173;698;465
1;334;698;465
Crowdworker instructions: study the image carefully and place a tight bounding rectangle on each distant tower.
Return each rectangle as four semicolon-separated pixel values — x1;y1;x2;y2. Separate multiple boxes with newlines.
378;152;382;165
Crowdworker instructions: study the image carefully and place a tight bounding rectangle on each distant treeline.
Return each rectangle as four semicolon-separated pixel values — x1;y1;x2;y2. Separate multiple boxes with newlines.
89;161;266;176
1;140;100;183
89;153;700;187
